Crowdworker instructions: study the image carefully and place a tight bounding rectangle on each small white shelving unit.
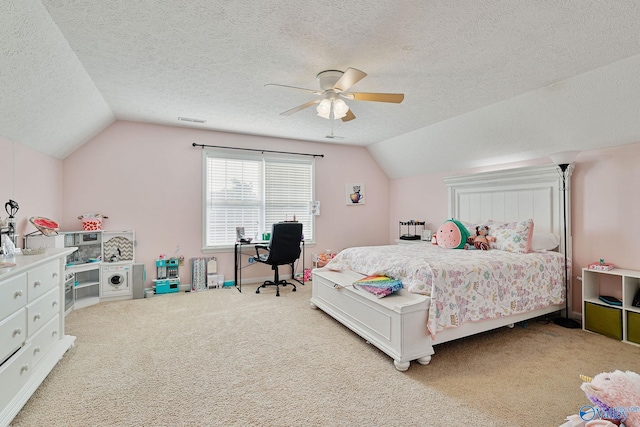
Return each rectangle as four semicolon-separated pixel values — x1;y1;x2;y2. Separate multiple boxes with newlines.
64;231;103;309
71;262;101;309
582;267;640;346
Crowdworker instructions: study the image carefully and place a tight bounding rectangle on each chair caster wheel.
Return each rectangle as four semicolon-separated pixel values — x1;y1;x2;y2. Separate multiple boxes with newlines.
293;288;296;292
255;289;260;294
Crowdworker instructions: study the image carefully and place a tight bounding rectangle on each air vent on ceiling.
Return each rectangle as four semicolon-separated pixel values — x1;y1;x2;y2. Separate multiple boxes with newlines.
178;116;206;123
325;134;345;139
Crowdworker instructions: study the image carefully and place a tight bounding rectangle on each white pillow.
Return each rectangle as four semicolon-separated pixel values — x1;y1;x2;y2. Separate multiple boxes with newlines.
485;219;535;253
530;233;560;251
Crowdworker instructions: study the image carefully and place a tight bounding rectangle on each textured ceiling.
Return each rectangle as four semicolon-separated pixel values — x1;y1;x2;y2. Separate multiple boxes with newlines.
1;1;640;169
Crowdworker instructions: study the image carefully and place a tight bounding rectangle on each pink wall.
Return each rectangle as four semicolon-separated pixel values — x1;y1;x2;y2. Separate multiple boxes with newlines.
61;121;390;286
9;122;636;313
0;136;63;244
390;142;640;315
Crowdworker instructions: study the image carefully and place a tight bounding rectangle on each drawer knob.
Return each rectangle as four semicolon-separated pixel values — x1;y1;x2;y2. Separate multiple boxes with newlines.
52;330;58;336
52;301;58;307
34;346;41;354
52;272;58;278
34;313;41;321
14;290;24;298
13;328;22;336
34;280;42;287
20;365;29;373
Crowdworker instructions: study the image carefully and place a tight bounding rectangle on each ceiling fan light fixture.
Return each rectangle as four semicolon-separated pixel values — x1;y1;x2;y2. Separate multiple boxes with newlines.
270;67;403;122
316;99;331;119
332;99;349;119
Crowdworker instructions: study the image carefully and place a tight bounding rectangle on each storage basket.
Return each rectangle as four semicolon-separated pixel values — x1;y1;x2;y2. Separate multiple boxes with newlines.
78;213;108;231
628;311;640;344
82;217;102;231
584;302;622;340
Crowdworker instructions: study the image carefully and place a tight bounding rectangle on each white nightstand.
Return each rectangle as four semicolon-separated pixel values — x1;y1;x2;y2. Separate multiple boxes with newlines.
395;239;432;245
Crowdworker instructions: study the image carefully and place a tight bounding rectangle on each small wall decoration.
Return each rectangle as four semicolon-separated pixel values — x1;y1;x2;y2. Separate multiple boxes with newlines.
309;201;321;215
235;227;245;241
346;183;365;205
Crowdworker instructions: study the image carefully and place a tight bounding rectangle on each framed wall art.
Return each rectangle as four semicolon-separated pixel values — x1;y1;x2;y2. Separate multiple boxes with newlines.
346;183;365;205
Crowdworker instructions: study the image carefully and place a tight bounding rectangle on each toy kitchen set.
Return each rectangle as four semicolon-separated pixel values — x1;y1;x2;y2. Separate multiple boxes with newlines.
25;223;143;311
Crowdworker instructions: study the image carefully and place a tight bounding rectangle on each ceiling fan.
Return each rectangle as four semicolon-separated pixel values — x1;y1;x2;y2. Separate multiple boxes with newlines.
265;68;404;122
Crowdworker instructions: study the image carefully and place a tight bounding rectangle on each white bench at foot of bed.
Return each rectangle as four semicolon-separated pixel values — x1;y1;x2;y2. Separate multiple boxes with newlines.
310;268;434;371
310;268;563;371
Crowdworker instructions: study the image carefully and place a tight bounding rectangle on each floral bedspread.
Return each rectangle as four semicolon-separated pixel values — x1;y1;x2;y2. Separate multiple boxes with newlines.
324;244;565;337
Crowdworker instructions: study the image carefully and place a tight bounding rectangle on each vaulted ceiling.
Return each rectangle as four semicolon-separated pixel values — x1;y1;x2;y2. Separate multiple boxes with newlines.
2;1;640;176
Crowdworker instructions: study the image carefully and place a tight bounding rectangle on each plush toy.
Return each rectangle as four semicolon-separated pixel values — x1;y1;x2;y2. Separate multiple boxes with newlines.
464;225;496;250
436;219;470;249
579;370;640;426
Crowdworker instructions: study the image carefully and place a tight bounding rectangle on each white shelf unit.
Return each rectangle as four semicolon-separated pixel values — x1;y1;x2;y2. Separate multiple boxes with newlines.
69;263;101;310
64;231;103;310
395;239;432;245
582;267;640;346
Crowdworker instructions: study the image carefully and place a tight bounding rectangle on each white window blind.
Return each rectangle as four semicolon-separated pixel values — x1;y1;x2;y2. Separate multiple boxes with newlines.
203;150;314;249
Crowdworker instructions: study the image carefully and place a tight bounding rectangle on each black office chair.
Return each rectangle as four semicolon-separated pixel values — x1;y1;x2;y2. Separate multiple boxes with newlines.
254;222;303;297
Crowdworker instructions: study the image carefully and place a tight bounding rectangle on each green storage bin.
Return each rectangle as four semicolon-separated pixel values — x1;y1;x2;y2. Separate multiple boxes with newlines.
627;311;640;344
584;302;622;340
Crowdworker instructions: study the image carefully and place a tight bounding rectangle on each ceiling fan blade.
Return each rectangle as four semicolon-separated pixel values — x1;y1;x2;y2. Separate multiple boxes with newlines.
332;68;367;92
346;92;404;103
341;109;356;122
265;83;321;95
280;99;320;116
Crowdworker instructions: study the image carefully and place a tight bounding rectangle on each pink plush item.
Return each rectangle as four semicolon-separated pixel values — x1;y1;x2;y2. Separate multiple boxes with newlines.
560;414;617;427
436;219;469;249
580;370;640;426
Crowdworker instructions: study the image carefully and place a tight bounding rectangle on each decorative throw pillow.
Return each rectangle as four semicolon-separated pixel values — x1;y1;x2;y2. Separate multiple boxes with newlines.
487;219;534;253
531;232;560;251
436;219;470;249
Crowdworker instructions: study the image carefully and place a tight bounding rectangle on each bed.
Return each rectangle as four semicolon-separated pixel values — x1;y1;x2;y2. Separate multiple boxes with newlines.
309;164;571;371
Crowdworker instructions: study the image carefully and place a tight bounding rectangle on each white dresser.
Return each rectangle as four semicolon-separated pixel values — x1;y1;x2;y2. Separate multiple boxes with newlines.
0;248;76;427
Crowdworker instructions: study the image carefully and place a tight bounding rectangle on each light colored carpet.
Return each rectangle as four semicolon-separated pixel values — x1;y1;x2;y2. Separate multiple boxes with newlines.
11;281;640;427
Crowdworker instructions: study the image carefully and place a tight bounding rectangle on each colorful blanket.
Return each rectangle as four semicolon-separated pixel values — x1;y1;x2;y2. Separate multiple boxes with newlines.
352;275;403;298
325;244;565;338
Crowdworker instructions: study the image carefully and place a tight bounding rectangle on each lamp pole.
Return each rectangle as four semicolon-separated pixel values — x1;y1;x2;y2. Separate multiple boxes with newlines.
553;163;580;329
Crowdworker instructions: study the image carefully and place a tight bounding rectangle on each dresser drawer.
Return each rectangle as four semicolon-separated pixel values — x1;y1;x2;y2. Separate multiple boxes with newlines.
0;273;27;320
0;308;27;365
30;314;60;367
0;343;31;412
27;287;60;337
27;260;60;302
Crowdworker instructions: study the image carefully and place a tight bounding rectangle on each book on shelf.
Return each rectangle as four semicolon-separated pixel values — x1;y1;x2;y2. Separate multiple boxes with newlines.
598;295;622;306
588;262;615;271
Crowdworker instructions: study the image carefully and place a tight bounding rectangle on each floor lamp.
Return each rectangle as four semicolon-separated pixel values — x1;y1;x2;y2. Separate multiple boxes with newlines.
550;151;581;329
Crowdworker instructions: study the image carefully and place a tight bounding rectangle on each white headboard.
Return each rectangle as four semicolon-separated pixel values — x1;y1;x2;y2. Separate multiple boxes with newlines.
444;165;570;255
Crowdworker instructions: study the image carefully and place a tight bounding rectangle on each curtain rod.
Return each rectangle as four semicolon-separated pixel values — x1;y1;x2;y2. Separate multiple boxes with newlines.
192;143;324;158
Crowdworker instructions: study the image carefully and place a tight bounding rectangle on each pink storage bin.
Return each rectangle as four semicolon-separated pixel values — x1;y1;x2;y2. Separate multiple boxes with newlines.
82;217;102;231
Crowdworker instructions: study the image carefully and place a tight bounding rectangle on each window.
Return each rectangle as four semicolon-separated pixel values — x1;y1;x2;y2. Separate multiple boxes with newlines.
203;149;314;249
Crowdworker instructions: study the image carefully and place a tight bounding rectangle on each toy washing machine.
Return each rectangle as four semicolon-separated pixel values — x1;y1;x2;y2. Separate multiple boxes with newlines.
102;264;131;297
